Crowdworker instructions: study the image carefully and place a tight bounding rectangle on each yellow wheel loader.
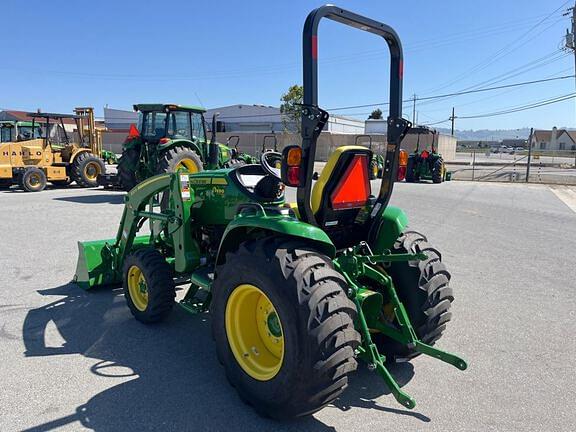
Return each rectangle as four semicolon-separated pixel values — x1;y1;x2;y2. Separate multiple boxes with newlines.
0;108;106;192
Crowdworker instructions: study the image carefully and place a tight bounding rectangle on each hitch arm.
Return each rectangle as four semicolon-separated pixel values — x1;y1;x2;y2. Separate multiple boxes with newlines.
335;262;417;409
363;264;468;371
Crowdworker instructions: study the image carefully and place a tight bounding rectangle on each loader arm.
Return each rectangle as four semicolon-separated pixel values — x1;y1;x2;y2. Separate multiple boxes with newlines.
75;172;198;289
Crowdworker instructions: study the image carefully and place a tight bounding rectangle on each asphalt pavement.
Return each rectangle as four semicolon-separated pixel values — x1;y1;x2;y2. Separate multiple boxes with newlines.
0;180;575;432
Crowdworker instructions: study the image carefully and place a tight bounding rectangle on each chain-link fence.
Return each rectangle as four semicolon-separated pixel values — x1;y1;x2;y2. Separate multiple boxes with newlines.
450;148;576;185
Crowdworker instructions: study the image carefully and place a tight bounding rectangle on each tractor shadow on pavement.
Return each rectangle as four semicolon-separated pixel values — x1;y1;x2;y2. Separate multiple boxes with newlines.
53;193;125;204
21;283;427;432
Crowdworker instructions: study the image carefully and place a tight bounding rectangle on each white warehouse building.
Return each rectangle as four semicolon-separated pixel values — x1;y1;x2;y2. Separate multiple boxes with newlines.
205;104;364;134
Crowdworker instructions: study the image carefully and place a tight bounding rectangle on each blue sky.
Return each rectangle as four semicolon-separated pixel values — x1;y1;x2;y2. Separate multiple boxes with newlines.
1;0;574;131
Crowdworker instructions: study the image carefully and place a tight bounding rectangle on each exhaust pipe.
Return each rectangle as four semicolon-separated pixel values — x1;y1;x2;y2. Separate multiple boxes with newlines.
208;113;220;168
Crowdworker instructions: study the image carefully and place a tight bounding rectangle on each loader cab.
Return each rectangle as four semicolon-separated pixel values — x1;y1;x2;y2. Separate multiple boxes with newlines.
27;113;81;150
135;104;207;144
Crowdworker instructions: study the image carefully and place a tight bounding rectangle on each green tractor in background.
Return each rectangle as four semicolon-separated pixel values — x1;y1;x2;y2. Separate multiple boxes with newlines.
260;134;279;155
98;104;246;190
0;120;42;143
226;135;259;165
355;134;384;180
75;6;466;419
405;126;449;183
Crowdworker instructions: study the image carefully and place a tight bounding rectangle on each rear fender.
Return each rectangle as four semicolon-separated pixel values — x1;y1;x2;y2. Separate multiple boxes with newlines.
371;206;408;252
216;213;335;265
68;148;92;165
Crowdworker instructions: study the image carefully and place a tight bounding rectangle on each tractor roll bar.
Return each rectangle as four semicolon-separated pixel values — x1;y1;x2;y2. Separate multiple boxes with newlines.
355;134;373;150
262;134;278;152
297;5;410;226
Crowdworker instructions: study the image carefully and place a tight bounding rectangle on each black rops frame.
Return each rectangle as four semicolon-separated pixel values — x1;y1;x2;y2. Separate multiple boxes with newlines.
297;5;411;233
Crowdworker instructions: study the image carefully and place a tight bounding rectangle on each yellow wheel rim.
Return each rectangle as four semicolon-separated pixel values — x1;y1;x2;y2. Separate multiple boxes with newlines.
29;173;41;187
127;265;148;312
225;284;284;381
84;162;100;181
176;158;200;173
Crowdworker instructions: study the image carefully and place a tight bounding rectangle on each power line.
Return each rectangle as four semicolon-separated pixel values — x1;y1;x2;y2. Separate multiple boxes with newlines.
415;49;571;109
457;92;576;119
327;74;575;111
2;74;574;123
419;1;570;94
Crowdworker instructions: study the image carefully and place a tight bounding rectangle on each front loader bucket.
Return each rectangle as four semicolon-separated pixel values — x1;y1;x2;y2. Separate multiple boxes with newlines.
74;239;120;290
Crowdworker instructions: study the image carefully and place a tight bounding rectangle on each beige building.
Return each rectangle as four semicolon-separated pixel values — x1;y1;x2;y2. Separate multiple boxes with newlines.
530;127;576;151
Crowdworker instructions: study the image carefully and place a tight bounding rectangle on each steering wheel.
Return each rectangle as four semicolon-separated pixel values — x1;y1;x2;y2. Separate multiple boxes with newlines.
260;151;282;179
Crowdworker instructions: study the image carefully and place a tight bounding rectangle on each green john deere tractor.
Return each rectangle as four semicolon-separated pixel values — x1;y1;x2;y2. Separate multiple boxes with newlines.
75;6;466;419
98;104;245;190
226;135;259;165
355;134;384;180
0;120;42;143
405;126;449;183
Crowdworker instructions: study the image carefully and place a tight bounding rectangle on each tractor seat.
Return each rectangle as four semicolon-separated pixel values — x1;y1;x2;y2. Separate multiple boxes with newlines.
310;145;373;229
231;164;285;202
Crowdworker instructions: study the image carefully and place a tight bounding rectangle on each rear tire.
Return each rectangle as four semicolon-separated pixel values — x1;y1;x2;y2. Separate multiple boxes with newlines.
212;237;360;419
19;167;46;192
157;146;203;174
51;178;71;187
117;148;140;191
405;156;416;183
432;157;444;184
71;152;105;187
122;248;176;323
373;231;453;362
369;159;379;180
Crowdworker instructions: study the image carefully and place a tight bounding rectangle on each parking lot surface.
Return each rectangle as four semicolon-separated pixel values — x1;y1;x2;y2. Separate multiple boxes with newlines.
1;181;575;432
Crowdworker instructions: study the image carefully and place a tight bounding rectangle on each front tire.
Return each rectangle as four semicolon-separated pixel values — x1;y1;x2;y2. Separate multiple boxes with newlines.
122;248;175;323
71;152;105;187
373;231;453;362
19;167;46;192
212;238;360;419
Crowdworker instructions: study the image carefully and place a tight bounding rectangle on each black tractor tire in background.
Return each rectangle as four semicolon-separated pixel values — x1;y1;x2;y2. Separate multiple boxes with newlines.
432;157;444;183
117;148;140;191
374;231;454;362
212;237;361;419
369;159;379;180
405;156;416;183
71;152;105;187
51;179;71;187
122;248;176;323
18;167;47;192
157;146;204;174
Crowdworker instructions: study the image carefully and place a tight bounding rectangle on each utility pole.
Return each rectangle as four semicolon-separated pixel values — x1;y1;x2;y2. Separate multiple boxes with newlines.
412;94;417;125
564;3;576;166
449;107;456;136
526;128;533;182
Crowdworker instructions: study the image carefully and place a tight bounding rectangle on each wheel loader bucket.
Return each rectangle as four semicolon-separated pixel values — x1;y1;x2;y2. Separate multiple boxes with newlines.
74;239;120;290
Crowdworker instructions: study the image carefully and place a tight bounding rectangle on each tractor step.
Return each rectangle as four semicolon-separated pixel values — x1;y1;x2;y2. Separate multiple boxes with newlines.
179;266;213;314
